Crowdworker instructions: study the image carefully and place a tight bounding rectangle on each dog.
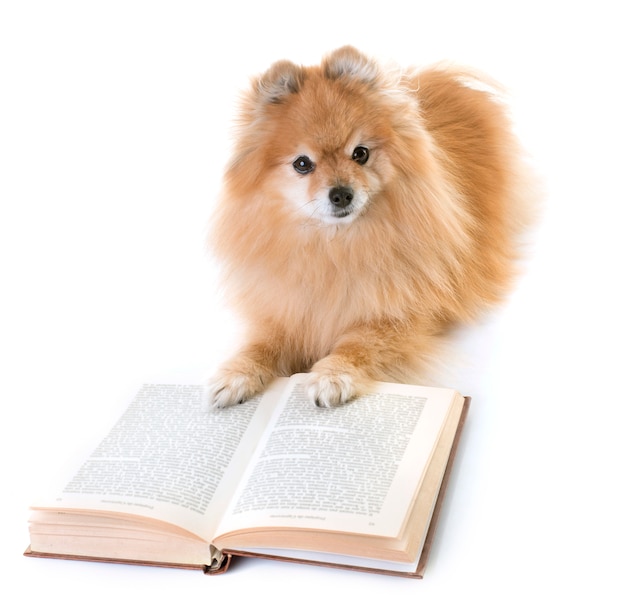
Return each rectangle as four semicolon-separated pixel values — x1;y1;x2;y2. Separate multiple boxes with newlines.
205;46;533;408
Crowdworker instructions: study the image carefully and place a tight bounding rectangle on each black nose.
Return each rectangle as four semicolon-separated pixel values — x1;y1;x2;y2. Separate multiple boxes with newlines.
328;186;353;208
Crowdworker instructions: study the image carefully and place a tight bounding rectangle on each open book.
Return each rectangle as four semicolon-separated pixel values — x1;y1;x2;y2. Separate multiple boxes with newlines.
26;374;469;578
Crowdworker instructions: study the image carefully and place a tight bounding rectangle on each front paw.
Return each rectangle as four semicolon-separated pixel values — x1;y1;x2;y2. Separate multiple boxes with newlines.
304;371;357;408
203;370;266;410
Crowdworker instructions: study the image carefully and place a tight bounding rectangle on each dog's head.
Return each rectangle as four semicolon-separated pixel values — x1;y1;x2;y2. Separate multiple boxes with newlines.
230;47;422;227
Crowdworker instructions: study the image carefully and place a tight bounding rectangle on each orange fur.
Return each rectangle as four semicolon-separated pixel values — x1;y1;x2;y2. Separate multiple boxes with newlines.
206;47;533;408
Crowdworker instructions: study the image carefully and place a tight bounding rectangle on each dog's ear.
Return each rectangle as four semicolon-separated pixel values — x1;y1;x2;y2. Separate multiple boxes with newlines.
322;46;379;85
256;60;305;104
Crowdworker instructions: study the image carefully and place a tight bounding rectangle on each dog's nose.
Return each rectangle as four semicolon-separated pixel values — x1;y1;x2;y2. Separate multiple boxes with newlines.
328;186;353;208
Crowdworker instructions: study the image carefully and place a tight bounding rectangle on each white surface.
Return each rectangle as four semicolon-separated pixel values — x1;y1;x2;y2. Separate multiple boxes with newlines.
2;1;625;593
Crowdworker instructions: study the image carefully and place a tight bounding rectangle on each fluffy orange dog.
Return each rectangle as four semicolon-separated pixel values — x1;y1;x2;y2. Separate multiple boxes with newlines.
206;46;532;408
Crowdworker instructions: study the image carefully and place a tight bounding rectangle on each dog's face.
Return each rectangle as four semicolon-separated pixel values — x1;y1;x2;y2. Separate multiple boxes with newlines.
277;99;390;225
287;140;376;224
238;47;409;227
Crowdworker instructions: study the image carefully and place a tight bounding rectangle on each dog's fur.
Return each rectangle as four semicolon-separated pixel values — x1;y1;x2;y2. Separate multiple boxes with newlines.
206;46;533;408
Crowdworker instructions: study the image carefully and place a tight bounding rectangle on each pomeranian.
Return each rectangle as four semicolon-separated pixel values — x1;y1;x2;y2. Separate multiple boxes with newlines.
205;46;533;408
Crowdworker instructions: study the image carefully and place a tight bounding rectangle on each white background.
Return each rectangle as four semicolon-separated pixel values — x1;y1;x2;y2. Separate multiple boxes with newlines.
2;1;625;593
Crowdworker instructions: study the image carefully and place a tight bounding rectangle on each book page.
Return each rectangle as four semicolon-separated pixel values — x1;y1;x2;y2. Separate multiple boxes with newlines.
215;375;457;542
33;382;286;541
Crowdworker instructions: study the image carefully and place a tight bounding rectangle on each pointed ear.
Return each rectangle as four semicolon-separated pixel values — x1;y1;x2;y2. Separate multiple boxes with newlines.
322;46;379;84
256;60;305;104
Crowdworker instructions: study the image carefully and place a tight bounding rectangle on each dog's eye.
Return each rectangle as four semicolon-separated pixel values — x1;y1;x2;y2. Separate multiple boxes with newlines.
352;145;370;165
293;155;315;174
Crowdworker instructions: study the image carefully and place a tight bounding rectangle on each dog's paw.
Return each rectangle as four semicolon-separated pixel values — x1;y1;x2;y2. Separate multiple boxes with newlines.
203;370;266;410
303;371;357;408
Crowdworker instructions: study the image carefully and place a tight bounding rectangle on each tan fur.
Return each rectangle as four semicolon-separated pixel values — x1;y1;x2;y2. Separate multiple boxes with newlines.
206;47;533;408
